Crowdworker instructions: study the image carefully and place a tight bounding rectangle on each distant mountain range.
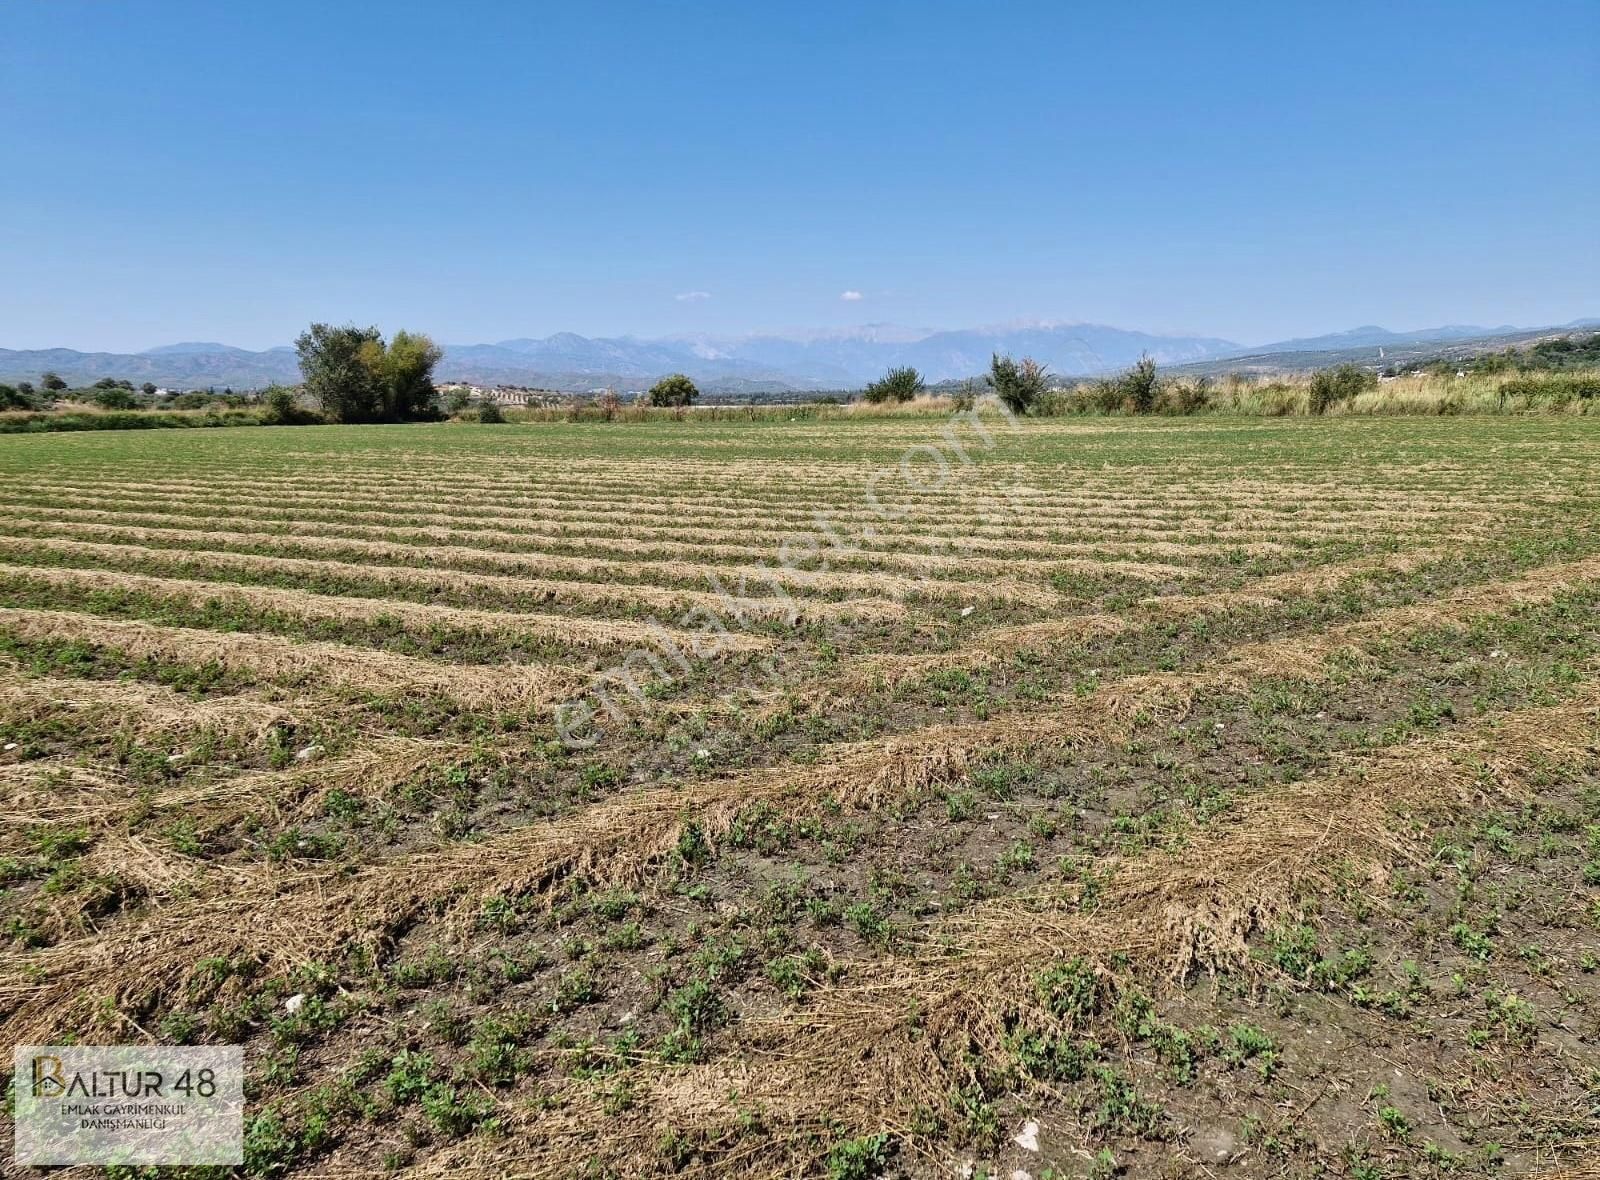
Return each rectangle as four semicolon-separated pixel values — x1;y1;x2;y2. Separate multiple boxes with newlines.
2;319;1594;393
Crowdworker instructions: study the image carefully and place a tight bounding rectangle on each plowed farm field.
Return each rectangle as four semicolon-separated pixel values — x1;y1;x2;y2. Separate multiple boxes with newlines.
2;415;1599;1179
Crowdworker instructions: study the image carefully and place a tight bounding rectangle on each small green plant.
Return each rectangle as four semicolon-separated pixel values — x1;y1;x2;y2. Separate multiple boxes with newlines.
382;1049;435;1105
1224;1023;1280;1078
1035;957;1103;1023
824;1132;894;1179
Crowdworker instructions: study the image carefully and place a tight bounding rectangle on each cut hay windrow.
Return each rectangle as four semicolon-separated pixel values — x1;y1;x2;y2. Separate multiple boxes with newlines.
0;498;1218;585
1;468;1528;525
0;607;584;709
0;515;1075;603
791;614;1133;706
0;738;460;837
403;683;1600;1177
0;562;775;656
6;474;1467;548
782;545;1583;714
12;474;1508;535
9;553;1596;1046
0;668;295;746
0;535;908;624
1137;547;1444;614
4;481;1501;551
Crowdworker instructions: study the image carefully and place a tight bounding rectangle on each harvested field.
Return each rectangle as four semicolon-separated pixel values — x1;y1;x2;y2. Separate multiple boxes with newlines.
2;414;1599;1179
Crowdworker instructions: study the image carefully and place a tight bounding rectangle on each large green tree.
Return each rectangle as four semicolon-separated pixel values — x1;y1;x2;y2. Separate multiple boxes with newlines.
647;373;699;407
295;323;442;423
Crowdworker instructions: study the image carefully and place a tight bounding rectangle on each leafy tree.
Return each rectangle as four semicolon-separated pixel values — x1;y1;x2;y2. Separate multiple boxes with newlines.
862;366;924;404
0;384;33;410
377;329;444;420
296;324;382;422
444;388;472;415
16;381;34;396
40;372;67;392
478;398;506;423
294;323;442;423
93;387;140;410
141;382;158;396
987;353;1048;415
647;373;699;407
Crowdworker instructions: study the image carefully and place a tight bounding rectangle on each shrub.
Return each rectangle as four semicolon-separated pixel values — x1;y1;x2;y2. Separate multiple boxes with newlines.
92;387;141;410
647;373;699;407
1308;363;1377;414
261;385;317;425
0;384;36;411
1121;356;1160;414
477;399;506;423
862;366;924;404
987;353;1048;415
1497;372;1600;406
1161;376;1212;415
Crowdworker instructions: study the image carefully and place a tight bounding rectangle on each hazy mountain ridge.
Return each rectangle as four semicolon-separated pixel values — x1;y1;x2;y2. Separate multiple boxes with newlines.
3;319;1593;393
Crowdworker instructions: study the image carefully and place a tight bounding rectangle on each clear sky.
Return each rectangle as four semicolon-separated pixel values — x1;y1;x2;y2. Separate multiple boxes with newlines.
2;0;1596;352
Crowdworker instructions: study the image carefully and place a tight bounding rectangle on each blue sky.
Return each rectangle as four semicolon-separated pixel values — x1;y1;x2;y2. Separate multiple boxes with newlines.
2;0;1595;351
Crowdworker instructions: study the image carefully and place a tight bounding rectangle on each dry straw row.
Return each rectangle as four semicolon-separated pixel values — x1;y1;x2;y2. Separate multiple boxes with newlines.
0;535;907;624
0;607;585;710
0;561;773;655
2;514;1074;603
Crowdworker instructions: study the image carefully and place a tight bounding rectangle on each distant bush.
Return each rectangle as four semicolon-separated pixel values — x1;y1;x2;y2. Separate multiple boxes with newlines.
163;391;247;411
92;387;141;410
647;373;699;407
1308;363;1377;414
0;410;259;434
477;399;506;423
261;385;320;425
1122;356;1160;414
1160;376;1213;415
1062;357;1164;415
987;353;1048;415
0;384;38;411
862;366;925;404
1497;372;1600;406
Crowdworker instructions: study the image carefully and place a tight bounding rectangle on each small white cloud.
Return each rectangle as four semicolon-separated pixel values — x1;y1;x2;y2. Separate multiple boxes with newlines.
839;290;864;301
674;290;711;302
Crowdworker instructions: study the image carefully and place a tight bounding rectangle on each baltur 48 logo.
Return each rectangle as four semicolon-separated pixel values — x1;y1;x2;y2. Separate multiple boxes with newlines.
14;1045;243;1166
29;1054;219;1100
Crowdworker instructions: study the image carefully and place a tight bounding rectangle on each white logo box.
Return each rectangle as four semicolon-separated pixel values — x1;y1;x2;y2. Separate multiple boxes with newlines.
13;1045;243;1166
